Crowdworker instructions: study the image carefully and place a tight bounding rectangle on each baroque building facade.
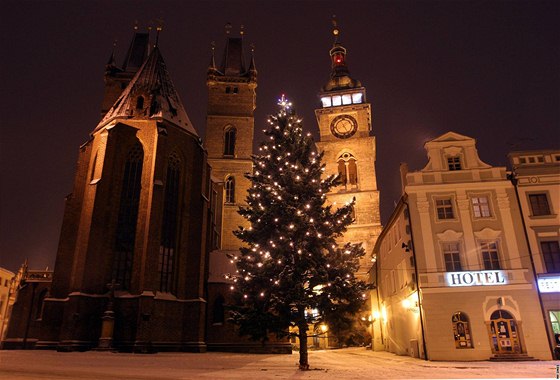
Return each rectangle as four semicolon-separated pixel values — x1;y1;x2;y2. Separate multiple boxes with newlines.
372;132;551;361
509;150;560;356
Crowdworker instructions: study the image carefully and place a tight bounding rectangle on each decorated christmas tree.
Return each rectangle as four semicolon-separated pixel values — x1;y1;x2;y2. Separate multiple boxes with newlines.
229;96;370;370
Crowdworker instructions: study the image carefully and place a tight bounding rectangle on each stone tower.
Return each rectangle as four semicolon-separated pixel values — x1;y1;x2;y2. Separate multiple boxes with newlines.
5;33;211;352
205;29;257;251
315;27;382;279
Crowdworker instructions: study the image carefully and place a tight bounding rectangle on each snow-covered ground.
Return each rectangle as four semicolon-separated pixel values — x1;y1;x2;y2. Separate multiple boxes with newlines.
0;347;557;379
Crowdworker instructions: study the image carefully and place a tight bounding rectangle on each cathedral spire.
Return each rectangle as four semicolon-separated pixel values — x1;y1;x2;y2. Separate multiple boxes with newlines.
122;25;150;73
97;45;196;136
220;23;246;76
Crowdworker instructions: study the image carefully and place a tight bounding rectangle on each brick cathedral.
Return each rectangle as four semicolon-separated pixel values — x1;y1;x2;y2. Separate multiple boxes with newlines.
3;25;380;352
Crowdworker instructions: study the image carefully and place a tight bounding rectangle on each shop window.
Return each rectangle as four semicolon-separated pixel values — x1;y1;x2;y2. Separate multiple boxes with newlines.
529;194;551;216
481;241;501;270
541;241;560;273
452;312;473;348
471;196;491;218
436;199;454;220
443;242;462;271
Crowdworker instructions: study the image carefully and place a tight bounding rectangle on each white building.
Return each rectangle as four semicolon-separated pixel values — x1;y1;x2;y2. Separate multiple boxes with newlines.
509;149;560;356
372;132;551;361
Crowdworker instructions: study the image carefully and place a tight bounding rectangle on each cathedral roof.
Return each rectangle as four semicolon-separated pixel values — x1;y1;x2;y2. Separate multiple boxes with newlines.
96;46;197;136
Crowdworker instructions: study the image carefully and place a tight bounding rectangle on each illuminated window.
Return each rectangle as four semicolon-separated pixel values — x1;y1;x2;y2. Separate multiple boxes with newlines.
342;94;352;105
436;199;454;220
337;153;358;189
113;142;144;290
443;242;462;271
541;241;560;273
352;93;363;104
472;196;491;218
332;95;342;106
447;156;461;170
529;194;551;216
224;127;236;157
159;153;181;293
321;97;332;107
225;176;235;204
452;312;473;348
481;241;500;270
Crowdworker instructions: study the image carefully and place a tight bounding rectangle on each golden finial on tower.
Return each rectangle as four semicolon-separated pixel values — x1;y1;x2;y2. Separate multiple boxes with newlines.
225;22;232;35
250;43;255;53
134;20;139;31
240;24;245;36
332;15;339;43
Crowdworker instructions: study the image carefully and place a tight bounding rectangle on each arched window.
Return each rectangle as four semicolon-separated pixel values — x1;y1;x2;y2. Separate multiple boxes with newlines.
159;152;181;293
452;311;473;348
224;127;236;157
337;152;358;189
136;96;144;110
225;176;235;204
212;294;225;325
113;142;144;290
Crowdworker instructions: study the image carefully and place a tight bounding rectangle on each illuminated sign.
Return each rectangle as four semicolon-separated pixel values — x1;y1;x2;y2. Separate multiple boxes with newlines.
538;276;560;293
446;270;507;287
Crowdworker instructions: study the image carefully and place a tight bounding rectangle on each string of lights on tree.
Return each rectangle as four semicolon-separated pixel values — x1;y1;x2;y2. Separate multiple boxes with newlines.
227;95;370;363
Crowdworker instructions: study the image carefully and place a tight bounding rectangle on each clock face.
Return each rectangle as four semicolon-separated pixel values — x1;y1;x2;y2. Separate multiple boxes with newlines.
330;115;357;139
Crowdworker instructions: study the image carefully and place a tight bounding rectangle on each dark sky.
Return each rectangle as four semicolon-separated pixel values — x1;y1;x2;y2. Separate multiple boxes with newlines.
1;1;559;273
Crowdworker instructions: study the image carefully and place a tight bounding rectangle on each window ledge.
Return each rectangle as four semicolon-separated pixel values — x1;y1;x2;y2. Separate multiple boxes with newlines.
529;214;557;220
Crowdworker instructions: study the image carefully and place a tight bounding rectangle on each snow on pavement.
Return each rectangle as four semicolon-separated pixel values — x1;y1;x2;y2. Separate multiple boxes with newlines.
0;347;557;379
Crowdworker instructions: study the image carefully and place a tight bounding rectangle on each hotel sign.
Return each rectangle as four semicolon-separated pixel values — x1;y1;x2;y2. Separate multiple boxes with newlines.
446;270;507;287
537;276;560;293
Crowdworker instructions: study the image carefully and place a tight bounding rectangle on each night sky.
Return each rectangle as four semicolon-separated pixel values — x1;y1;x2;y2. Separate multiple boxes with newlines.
1;1;558;273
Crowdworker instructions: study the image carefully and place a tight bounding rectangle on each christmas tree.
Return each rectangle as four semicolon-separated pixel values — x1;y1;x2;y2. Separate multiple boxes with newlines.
229;96;370;370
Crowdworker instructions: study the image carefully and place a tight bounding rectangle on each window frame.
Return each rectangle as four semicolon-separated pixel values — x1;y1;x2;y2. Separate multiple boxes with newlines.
541;240;560;273
471;195;492;219
223;126;236;157
443;242;463;272
528;193;552;217
435;198;455;220
447;156;462;171
225;176;235;204
480;241;501;270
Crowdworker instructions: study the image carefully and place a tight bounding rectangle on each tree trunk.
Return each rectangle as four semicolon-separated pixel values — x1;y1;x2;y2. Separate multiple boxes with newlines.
298;307;309;370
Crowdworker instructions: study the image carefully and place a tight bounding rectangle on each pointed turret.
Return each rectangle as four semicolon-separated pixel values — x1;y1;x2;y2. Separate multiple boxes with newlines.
207;24;255;82
122;31;150;72
322;19;361;92
96;46;196;136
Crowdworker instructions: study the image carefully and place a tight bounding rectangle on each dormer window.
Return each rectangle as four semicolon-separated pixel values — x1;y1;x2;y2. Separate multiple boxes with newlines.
447;156;462;170
136;96;144;110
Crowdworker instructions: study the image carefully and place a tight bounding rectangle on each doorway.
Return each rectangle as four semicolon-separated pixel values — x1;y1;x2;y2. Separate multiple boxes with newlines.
489;310;522;354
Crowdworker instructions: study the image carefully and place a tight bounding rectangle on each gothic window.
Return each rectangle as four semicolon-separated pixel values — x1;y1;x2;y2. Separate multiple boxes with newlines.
159;152;181;293
529;193;551;216
225;176;235;204
337;152;358;189
541;241;560;273
436;199;455;220
212;294;225;325
113;142;144;290
471;196;491;218
136;96;144;109
452;312;473;348
443;242;462;271
481;241;501;270
447;156;462;170
224;127;236;157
